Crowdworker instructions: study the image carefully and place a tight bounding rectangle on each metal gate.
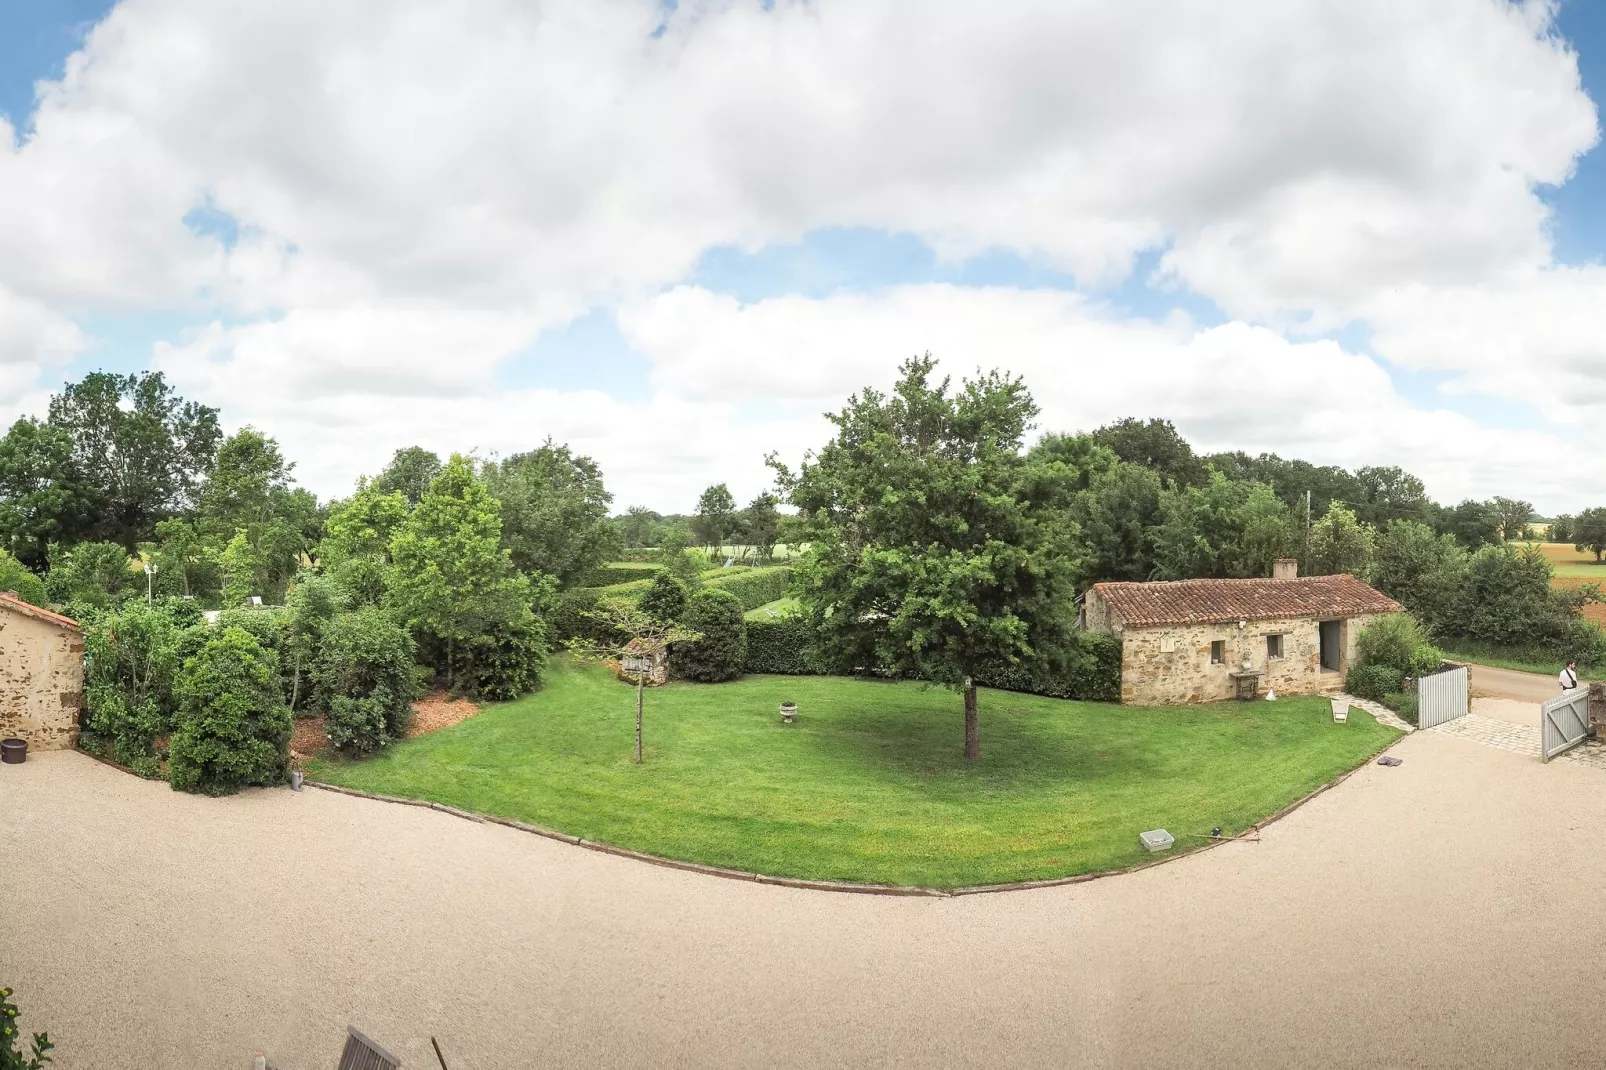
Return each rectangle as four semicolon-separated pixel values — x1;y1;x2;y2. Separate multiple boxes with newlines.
1417;666;1469;729
1541;690;1591;762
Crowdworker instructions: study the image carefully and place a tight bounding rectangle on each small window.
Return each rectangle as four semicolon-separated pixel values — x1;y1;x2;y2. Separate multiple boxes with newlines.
1210;640;1225;665
1267;633;1284;660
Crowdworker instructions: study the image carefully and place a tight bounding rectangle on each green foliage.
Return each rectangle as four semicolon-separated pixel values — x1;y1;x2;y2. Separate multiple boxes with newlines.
1071;461;1163;584
46;370;222;550
1489;497;1534;542
777;356;1084;751
1575;506;1606;562
693;483;737;550
1345;663;1404;702
1380;691;1419;727
1355;613;1443;678
662;545;709;588
168;626;292;795
285;572;349;713
743;614;827;675
1441;499;1501;550
1459;544;1588;647
0;416;91;571
0;550;47;607
0;985;53;1070
1371;520;1465;632
971;631;1124;702
639;570;690;623
462;614;551;701
1304;502;1376;578
196;428;313;604
148;517;220;603
584;563;662;587
313;606;418;753
370;446;443;505
44;540;134;606
671;587;747;682
1352;465;1431;529
739;492;782;561
318;485;411;606
82;603;183;762
1090;417;1206;488
482;441;618;587
388;455;537;690
704;566;791;611
216;606;294;704
1549;514;1576;544
1152;471;1293;580
554;586;606;642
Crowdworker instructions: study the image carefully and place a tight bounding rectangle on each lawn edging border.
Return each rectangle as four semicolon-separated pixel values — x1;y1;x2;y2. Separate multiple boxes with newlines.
304;727;1406;897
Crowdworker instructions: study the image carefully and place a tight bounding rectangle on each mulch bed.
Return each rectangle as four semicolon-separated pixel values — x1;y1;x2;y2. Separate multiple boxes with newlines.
289;691;481;761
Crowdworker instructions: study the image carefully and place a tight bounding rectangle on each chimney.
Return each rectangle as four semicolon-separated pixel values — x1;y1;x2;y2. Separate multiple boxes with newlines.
1272;558;1298;581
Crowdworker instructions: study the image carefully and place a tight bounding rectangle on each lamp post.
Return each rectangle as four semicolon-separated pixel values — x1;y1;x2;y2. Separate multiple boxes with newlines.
143;562;158;607
622;653;651;763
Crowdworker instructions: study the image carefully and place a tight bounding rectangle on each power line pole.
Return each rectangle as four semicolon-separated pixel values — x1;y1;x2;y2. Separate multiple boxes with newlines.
1304;489;1312;563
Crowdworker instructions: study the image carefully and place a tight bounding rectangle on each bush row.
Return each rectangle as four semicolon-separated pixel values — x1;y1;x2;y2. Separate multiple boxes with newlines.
704;566;792;611
554;566;795;640
583;563;662;588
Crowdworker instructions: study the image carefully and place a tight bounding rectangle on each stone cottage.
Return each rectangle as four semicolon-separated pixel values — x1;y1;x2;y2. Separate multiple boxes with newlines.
1083;559;1400;706
0;593;84;750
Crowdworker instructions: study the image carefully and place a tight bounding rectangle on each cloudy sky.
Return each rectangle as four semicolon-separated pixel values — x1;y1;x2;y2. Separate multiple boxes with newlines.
2;1;1605;513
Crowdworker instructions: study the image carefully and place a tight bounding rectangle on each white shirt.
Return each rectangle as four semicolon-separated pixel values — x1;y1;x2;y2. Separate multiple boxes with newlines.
1560;667;1579;691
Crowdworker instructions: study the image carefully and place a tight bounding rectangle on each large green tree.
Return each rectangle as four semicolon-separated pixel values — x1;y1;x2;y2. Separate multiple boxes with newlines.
0;417;94;569
1090;418;1206;488
1151;471;1294;580
197;428;312;604
1071;461;1164;584
47;371;221;549
1490;497;1535;542
482;441;617;586
693;483;737;553
774;356;1082;760
371;446;443;505
318;484;412;605
388;454;535;688
1303;502;1377;578
1574;506;1606;562
1371;519;1466;633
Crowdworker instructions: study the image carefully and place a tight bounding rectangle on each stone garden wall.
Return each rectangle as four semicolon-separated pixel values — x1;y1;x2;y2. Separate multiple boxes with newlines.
0;608;83;750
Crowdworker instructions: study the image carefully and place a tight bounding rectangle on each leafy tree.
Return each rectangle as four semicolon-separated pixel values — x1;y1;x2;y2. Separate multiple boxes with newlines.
47;371;221;548
1355;613;1444;678
44;540;134;607
313;606;418;753
617;506;662;548
1090;417;1206;488
1027;433;1118;494
1204;451;1362;520
693;483;737;553
775;356;1082;760
284;571;348;713
370;446;442;505
1371;520;1466;633
388;455;535;690
462;614;552;700
670;587;747;682
148;517;219;602
1550;514;1576;544
482;441;618;586
217;530;260;608
1304;502;1376;578
1455;544;1592;647
1441;499;1501;550
1352;465;1430;528
639;570;690;623
0;550;47;608
81;602;183;762
168;625;292;795
197;428;309;603
1152;472;1293;580
318;485;411;605
740;492;781;562
0;417;94;569
1575;507;1606;562
1072;461;1163;584
1490;497;1535;542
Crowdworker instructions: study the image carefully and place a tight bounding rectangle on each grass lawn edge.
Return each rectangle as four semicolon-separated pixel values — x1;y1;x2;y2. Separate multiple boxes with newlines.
305;724;1407;897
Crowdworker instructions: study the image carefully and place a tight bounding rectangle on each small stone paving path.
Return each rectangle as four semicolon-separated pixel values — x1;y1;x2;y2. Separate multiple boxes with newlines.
1332;693;1415;733
1426;711;1606;770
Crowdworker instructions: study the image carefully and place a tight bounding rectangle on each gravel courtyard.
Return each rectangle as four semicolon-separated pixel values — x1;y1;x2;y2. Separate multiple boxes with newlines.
4;729;1606;1069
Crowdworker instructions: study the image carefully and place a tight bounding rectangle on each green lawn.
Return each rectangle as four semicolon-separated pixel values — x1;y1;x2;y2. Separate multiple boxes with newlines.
745;596;800;620
1549;561;1606;577
309;661;1399;888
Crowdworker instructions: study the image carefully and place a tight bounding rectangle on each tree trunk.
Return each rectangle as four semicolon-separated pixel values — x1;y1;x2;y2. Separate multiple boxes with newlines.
963;677;979;761
290;651;301;713
447;636;455;691
635;675;644;764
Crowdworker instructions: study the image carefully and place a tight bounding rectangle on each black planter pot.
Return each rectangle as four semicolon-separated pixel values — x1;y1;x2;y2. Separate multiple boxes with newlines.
0;738;26;764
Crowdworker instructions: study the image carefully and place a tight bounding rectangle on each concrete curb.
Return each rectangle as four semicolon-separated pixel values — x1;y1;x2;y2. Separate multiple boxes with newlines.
307;728;1408;899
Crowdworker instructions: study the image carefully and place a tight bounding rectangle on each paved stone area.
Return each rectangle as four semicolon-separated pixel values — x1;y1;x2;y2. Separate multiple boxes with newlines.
1427;709;1606;770
8;743;1606;1068
1332;692;1415;732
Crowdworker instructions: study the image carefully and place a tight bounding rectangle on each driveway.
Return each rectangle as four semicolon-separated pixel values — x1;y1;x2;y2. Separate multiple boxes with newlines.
4;742;1606;1069
1467;661;1572;703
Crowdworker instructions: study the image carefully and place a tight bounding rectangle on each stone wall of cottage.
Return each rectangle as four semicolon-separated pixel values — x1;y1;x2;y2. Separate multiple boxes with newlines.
0;611;83;750
1117;613;1383;707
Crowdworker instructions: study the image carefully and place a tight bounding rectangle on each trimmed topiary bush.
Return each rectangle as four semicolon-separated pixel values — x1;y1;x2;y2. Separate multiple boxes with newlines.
638;570;689;624
168;626;292;796
1345;663;1404;702
671;587;747;682
314;606;420;753
744;614;827;675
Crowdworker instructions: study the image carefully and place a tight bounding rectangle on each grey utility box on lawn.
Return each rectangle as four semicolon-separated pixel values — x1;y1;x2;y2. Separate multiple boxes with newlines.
1139;829;1175;852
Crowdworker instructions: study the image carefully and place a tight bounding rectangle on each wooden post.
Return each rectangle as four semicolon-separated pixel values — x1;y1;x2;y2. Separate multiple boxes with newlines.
963;677;979;761
635;672;644;764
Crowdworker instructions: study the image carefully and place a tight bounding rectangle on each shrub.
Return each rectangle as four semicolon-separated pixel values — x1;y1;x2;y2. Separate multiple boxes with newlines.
1356;612;1442;677
671;587;747;682
81;603;184;763
1345;663;1404;702
217;606;296;704
1381;690;1419;727
744;614;826;675
973;632;1123;703
45;540;136;607
706;566;791;611
639;571;689;623
584;564;662;587
663;547;710;588
156;596;206;628
463;614;550;701
314;607;419;753
168;626;292;796
0;550;47;608
0;985;53;1070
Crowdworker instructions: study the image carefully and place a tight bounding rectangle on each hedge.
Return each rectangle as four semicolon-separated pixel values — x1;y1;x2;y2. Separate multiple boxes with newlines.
745;615;828;675
582;563;662;588
1345;663;1404;703
705;567;792;611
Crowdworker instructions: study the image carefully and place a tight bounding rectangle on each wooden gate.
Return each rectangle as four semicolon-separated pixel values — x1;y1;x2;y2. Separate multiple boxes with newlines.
1540;690;1591;763
1417;666;1469;729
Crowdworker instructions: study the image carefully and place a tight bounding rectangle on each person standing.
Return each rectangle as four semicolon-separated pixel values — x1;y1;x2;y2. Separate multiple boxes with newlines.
1559;659;1580;692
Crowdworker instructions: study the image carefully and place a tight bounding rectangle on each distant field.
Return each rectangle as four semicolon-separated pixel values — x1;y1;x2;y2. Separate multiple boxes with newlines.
745;597;799;621
1521;543;1606;625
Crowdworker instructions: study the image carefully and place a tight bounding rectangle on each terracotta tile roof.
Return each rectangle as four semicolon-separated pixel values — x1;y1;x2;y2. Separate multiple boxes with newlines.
0;592;82;631
1092;575;1400;628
